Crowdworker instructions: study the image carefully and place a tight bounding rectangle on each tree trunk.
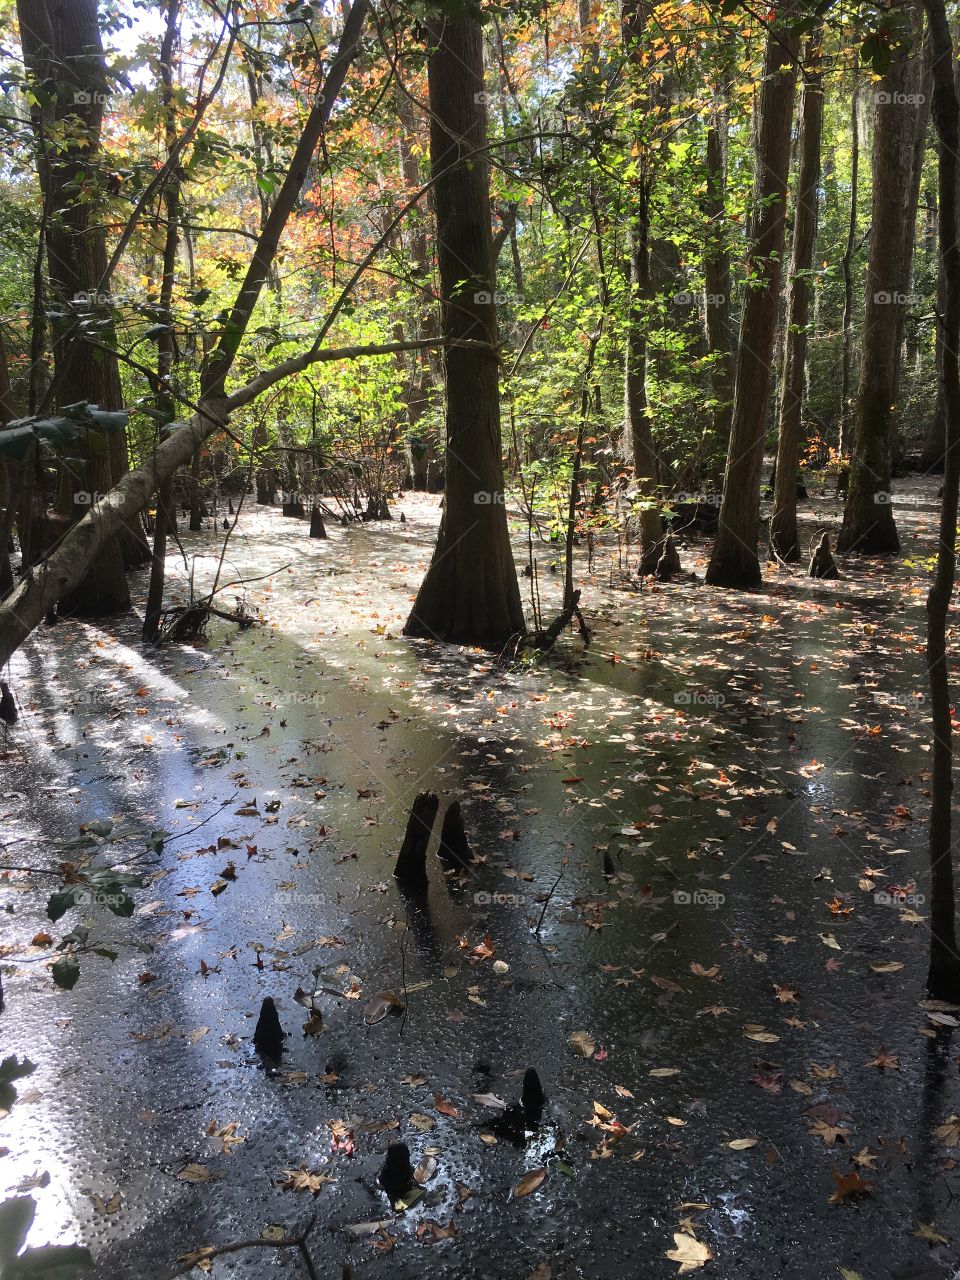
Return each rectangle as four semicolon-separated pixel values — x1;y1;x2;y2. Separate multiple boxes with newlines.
0;329;17;597
770;28;823;562
923;0;960;1000
143;0;181;643
838;59;860;456
402;16;524;649
837;16;926;555
620;0;664;571
705;6;799;588
16;0;131;615
703;104;734;472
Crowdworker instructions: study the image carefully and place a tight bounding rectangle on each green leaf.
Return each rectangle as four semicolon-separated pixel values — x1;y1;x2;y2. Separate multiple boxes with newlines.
105;892;134;919
47;887;80;923
51;956;81;991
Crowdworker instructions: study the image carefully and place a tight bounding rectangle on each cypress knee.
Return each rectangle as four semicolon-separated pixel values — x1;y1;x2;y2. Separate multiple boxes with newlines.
394;792;438;890
438;801;471;868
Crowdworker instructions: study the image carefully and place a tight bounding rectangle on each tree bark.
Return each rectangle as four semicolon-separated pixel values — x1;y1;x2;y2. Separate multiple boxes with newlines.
837;12;926;554
402;16;524;649
923;0;960;1000
143;0;181;643
16;0;132;614
838;58;860;456
705;6;799;588
703;104;734;472
620;0;664;571
770;28;823;562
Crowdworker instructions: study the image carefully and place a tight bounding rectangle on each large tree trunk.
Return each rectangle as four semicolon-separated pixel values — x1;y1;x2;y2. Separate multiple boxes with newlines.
770;29;824;562
0;0;370;668
396;86;440;492
16;0;131;615
923;0;960;1000
838;58;860;456
705;6;798;588
837;14;926;554
620;0;664;571
402;17;524;649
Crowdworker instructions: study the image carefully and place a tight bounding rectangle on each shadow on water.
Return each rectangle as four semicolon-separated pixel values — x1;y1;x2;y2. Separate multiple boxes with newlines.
1;502;958;1278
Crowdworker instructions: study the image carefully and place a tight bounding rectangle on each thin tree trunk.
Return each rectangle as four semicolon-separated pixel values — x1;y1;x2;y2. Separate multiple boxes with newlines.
837;12;926;555
839;59;860;456
703;104;734;472
706;5;799;588
923;0;960;1000
402;15;524;649
620;0;664;571
143;0;181;643
770;28;824;562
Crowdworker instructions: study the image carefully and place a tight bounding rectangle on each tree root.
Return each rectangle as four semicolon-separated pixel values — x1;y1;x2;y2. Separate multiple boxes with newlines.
501;589;590;661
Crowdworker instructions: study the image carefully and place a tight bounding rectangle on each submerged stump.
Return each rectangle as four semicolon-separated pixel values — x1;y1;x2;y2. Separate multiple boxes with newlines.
654;534;682;582
380;1142;415;1201
809;533;840;580
253;996;285;1057
394;792;439;891
438;801;471;869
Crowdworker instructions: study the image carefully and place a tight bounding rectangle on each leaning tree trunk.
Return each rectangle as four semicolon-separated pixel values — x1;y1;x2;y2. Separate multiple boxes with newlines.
770;28;824;562
922;0;960;1000
837;16;926;555
16;0;131;615
0;0;371;668
705;5;799;588
402;16;524;649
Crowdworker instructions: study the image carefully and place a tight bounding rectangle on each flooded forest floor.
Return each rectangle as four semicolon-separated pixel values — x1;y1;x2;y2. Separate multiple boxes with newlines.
2;477;960;1280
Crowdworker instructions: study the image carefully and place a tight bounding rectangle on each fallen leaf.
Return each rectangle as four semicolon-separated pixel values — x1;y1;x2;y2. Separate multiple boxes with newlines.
568;1030;596;1058
665;1231;713;1273
510;1167;547;1199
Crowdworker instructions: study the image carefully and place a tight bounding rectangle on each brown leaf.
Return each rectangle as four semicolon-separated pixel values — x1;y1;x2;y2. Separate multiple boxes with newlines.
828;1168;873;1205
510;1167;547;1199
